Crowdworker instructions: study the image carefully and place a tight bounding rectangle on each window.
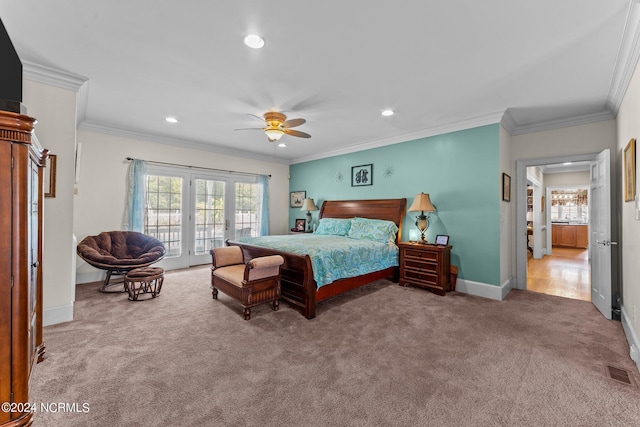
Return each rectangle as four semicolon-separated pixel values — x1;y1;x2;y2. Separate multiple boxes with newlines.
235;182;259;238
145;175;183;257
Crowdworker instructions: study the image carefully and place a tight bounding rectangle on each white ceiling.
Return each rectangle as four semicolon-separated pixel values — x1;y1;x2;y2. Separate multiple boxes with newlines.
0;1;636;164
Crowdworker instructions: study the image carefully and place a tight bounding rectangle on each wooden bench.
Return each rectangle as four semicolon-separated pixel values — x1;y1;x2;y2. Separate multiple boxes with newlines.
210;246;284;320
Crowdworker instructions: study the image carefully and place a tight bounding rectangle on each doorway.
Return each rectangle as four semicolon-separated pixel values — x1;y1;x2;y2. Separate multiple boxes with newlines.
526;183;591;301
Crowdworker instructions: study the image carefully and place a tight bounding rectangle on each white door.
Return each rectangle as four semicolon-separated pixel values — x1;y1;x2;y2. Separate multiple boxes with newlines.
144;167;262;269
589;149;612;319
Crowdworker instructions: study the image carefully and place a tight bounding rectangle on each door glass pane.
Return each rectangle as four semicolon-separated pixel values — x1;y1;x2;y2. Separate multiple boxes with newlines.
235;182;259;238
194;179;226;255
145;175;183;257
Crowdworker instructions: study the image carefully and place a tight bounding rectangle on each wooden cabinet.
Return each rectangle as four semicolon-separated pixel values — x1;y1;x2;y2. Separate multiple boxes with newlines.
0;107;47;427
551;224;588;249
398;242;451;296
575;225;589;248
558;226;576;246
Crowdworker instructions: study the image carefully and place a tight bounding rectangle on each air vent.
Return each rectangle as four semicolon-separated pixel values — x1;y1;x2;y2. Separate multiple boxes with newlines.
605;364;635;386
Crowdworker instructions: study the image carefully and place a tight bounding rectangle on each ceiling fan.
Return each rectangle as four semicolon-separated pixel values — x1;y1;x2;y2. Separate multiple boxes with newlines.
236;111;311;142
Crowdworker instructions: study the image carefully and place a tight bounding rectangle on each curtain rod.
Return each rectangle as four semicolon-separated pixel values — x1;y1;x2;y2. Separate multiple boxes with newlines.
125;157;271;178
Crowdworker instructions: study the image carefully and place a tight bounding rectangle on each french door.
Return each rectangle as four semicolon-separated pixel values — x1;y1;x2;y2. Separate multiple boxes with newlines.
144;167;261;270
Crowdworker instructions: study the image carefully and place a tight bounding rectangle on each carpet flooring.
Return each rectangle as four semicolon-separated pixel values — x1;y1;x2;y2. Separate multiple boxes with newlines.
30;266;640;426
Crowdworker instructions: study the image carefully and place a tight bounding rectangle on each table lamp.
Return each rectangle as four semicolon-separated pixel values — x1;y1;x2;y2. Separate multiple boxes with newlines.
408;192;436;243
300;198;318;232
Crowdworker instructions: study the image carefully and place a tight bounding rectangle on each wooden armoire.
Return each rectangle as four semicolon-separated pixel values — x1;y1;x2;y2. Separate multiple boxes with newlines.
0;104;46;427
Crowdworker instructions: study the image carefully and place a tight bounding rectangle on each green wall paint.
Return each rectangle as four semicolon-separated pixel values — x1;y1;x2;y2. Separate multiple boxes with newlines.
289;124;501;286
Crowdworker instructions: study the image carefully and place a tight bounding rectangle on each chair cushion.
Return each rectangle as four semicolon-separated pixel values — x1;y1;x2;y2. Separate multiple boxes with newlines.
211;246;244;268
213;264;246;287
247;255;284;270
77;231;165;267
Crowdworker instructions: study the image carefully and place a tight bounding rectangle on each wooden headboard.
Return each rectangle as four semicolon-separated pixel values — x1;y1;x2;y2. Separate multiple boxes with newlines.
319;198;407;243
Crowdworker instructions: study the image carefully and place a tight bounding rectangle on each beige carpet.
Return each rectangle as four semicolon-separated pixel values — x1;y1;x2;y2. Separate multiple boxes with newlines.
31;266;640;426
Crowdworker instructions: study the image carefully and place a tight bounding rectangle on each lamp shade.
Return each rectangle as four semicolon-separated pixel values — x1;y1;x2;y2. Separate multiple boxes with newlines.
408;193;436;212
264;128;284;141
300;198;318;211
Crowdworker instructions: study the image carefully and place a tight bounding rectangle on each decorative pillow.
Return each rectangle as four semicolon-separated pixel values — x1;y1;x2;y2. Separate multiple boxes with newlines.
314;218;352;236
348;217;398;243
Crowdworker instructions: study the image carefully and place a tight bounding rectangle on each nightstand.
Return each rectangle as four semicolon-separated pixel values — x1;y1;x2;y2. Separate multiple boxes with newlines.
398;241;451;296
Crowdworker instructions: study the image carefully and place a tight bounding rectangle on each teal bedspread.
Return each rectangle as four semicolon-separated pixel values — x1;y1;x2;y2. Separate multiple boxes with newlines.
237;234;399;287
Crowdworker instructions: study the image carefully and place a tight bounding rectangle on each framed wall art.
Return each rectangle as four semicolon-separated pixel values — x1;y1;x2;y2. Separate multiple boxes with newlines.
502;173;511;202
624;138;636;202
351;164;373;187
290;191;306;208
44;154;57;198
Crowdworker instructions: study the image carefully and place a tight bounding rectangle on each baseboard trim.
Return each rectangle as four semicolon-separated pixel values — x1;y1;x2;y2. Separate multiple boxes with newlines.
43;303;74;326
621;305;640;373
455;277;511;301
76;270;105;285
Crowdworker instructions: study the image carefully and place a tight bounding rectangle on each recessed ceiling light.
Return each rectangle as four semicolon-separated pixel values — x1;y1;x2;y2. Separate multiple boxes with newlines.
563;162;572;165
381;109;395;117
165;116;178;124
244;34;265;49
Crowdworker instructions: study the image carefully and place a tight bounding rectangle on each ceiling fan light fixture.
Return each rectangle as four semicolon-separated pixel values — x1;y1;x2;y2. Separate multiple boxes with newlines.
265;128;284;141
243;34;265;49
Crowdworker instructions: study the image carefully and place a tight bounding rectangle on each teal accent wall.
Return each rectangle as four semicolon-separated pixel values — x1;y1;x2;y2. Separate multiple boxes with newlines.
290;124;501;286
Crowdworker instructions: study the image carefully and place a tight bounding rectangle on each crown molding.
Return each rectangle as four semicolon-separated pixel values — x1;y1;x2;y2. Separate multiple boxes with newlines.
506;109;615;136
291;110;506;164
607;0;640;114
78;121;289;165
500;110;517;135
22;60;88;92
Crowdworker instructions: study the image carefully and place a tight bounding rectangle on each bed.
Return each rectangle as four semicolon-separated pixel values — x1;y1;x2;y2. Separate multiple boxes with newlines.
226;198;406;319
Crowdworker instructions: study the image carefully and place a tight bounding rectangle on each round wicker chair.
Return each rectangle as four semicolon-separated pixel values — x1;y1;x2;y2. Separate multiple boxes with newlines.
77;231;166;292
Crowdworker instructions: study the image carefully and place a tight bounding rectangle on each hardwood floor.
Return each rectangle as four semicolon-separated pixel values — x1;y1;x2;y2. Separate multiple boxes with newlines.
527;247;591;302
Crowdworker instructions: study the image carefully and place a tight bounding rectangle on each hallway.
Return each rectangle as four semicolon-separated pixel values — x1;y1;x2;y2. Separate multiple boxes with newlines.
527;247;591;302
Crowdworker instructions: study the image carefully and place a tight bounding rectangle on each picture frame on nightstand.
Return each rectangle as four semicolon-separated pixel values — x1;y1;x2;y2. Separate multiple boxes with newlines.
435;235;449;246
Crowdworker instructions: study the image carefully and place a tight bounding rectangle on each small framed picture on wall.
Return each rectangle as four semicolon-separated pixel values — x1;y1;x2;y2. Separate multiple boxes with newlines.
351;164;373;187
502;173;511;202
290;191;306;208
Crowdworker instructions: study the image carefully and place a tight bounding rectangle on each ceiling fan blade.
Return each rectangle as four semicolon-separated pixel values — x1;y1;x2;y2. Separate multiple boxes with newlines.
284;118;306;128
285;129;311;138
246;113;266;123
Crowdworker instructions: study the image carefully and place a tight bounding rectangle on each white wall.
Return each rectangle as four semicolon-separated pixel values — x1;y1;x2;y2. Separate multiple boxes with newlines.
512;120;616;161
22;79;78;326
74;129;290;281
616;54;640;371
544;171;590;187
